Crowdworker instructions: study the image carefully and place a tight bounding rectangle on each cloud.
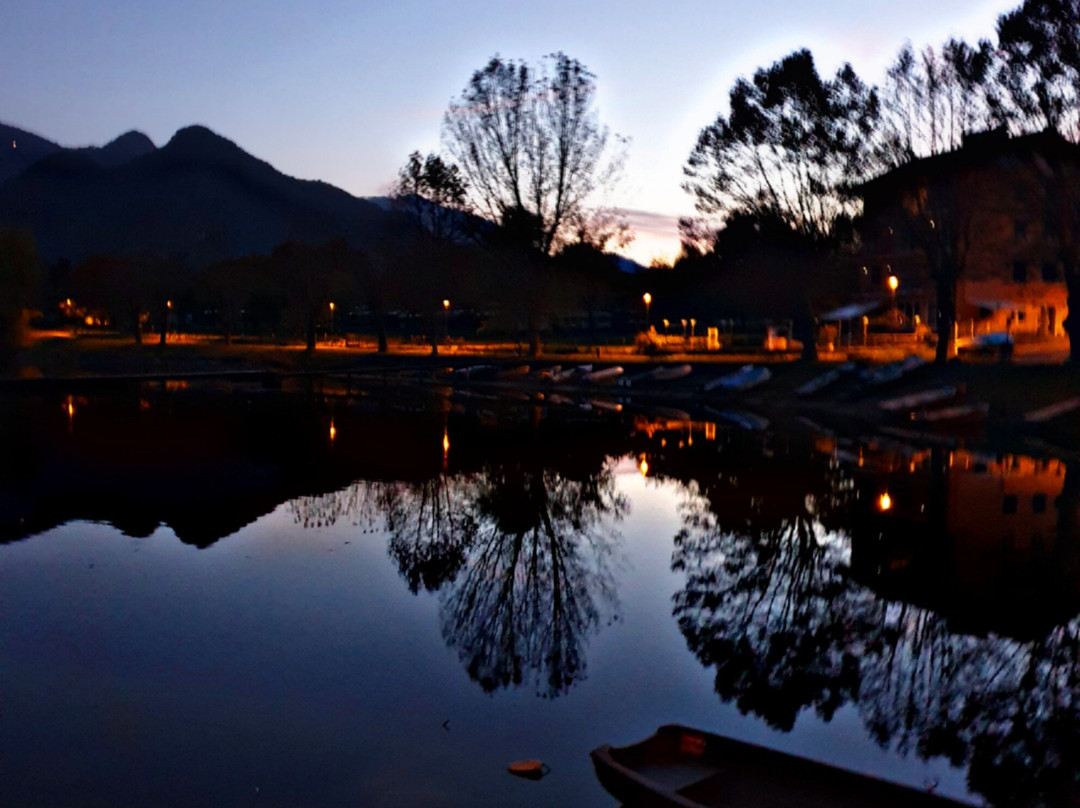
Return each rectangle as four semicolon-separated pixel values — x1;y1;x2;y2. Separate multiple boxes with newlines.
613;208;684;265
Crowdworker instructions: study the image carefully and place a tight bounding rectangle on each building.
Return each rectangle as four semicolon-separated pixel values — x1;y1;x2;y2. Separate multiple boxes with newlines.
856;128;1080;346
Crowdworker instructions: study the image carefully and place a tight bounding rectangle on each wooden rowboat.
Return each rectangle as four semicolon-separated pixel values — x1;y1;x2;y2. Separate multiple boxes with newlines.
794;362;857;396
590;724;969;808
701;365;772;393
911;402;989;425
878;385;958;412
582;366;625;384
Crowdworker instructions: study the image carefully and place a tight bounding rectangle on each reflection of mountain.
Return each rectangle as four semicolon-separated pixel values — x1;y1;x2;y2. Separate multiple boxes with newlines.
0;390;452;547
1;389;633;556
668;434;1080;808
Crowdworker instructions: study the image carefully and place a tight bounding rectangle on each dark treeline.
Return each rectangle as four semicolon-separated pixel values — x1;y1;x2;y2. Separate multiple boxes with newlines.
5;1;1080;366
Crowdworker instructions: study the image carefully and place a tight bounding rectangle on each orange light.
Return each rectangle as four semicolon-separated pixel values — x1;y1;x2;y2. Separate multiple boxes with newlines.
442;430;450;454
639;456;649;476
887;275;899;292
643;292;652;306
878;492;892;511
329;420;336;442
443;299;450;310
65;396;75;418
167;300;173;309
329;301;335;312
84;315;94;326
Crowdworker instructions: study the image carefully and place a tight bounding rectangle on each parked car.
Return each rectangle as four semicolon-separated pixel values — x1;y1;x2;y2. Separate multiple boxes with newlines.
956;331;1014;359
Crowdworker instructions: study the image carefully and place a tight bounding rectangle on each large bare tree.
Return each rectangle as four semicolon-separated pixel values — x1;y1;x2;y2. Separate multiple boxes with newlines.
442;52;627;256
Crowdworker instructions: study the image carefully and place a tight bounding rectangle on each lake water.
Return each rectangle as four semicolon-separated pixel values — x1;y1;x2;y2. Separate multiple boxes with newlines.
2;385;1077;807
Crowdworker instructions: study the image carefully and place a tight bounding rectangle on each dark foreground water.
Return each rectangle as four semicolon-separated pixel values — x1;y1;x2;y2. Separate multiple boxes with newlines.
2;386;1077;807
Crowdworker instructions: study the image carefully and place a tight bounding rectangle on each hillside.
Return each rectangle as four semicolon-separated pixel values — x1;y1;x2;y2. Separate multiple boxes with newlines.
0;123;62;184
0;124;402;268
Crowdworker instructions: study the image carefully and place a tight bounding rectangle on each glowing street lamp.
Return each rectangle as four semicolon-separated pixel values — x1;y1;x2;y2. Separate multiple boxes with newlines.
643;292;652;329
887;274;899;306
443;299;450;342
878;492;892;511
329;301;335;338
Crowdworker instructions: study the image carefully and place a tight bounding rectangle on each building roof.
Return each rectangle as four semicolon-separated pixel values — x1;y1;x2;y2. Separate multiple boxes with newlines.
858;127;1080;195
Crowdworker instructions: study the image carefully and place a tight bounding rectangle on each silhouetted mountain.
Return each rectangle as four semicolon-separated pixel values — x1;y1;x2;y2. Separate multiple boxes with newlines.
0;123;62;184
79;130;156;168
0;124;157;185
0;124;401;268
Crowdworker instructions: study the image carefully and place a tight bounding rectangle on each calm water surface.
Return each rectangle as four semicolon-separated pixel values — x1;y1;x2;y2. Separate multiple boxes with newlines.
2;387;1077;807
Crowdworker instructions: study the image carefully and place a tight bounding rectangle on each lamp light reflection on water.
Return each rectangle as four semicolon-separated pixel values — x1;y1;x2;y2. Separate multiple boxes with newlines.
639;456;649;477
329;420;336;442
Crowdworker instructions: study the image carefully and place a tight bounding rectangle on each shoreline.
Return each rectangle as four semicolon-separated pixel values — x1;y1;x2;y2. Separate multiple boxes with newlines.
7;331;1080;453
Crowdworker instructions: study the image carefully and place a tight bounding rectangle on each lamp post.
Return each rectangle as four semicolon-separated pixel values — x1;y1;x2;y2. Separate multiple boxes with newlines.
643;292;652;330
329;301;335;341
887;274;899;306
442;299;450;345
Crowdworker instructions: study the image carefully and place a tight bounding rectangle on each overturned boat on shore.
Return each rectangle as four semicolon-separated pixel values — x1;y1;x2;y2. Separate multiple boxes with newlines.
701;364;771;393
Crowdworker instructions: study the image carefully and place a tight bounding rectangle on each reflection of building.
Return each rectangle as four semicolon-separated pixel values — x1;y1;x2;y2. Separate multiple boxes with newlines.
857;128;1079;343
947;451;1065;560
845;445;1080;640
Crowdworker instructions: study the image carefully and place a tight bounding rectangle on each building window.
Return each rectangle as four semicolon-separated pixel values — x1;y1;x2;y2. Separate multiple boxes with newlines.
1003;494;1018;514
1042;261;1059;282
1013;261;1028;283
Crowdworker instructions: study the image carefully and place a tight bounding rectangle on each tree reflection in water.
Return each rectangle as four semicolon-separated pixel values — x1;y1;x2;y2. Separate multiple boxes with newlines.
441;462;626;697
671;440;866;730
669;437;1080;807
289;458;627;698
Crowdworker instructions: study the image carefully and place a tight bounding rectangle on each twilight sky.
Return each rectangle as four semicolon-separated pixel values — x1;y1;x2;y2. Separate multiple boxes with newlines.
3;0;1017;264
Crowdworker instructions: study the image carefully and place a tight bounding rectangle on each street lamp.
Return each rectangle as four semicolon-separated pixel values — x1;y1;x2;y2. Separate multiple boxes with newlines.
442;299;450;344
328;301;335;339
643;292;652;330
887;274;899;306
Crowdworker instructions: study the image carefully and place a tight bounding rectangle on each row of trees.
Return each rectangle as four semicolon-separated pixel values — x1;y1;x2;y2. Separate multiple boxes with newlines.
391;1;1080;362
676;0;1080;362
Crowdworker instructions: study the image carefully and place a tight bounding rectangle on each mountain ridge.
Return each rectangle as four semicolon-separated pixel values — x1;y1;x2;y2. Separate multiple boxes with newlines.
0;122;400;268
